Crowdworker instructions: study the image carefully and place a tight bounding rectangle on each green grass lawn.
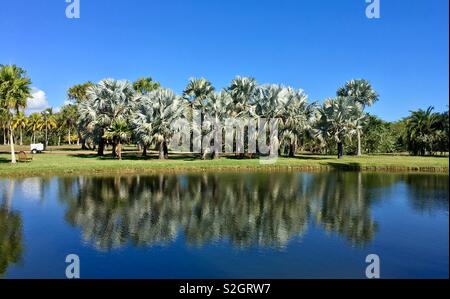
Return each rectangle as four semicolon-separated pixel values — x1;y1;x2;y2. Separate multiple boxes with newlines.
0;147;448;177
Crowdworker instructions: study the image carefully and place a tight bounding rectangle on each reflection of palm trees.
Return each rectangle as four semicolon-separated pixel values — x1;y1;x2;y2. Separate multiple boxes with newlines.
402;174;449;214
0;180;23;276
57;172;408;251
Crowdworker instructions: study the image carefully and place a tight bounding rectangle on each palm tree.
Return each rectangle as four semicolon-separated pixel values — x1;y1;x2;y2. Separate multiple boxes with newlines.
27;113;44;144
405;106;439;156
67;82;94;104
280;88;315;156
133;88;183;159
254;84;289;156
183;78;215;155
60;104;78;144
337;79;379;156
0;109;9;145
78;79;135;156
41;108;57;149
314;97;360;159
203;91;232;159
103;120;131;160
11;112;28;145
0;65;32;163
53;112;66;146
227;76;257;117
67;81;94;148
133;77;160;95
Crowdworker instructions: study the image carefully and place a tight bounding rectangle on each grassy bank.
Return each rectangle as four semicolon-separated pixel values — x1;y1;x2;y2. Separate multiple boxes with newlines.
0;147;448;177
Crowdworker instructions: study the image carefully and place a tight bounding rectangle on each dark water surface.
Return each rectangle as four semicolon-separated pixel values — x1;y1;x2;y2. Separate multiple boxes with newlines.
0;171;448;278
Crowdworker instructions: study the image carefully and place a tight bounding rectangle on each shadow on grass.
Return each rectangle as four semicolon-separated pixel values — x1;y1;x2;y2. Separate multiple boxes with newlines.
0;156;10;164
291;155;336;160
70;153;199;162
326;162;363;171
68;152;344;163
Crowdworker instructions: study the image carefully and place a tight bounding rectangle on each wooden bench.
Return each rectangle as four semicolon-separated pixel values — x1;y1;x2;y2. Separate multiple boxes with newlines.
18;151;33;162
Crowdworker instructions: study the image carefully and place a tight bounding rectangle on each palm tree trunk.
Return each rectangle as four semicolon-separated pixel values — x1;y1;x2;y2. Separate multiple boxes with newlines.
163;141;168;159
97;130;105;156
9;122;16;164
68;127;71;145
79;129;87;150
45;122;48;150
3;128;7;145
356;130;362;156
58;135;61;146
117;142;122;160
112;143;117;158
159;141;166;159
20;128;23;145
289;141;296;157
212;148;220;159
337;142;344;159
142;145;147;157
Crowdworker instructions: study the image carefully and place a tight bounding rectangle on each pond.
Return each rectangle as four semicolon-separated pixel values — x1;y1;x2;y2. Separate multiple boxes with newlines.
0;171;448;278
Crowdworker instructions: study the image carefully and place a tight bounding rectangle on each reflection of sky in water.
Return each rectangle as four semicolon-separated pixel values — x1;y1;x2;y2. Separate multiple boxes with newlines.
19;178;42;202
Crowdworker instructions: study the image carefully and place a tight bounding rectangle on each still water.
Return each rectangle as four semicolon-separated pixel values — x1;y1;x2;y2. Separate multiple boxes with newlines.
0;171;448;278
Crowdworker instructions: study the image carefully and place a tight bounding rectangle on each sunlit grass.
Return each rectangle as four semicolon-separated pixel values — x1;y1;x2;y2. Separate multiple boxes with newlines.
0;146;447;177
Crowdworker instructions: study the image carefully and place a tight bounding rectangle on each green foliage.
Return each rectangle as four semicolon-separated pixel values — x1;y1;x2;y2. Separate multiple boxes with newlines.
361;115;396;153
0;64;32;162
132;77;160;94
404;106;447;156
313;96;362;157
67;82;94;103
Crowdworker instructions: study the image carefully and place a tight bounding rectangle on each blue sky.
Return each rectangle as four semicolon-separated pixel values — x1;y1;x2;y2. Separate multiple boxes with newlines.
0;0;448;121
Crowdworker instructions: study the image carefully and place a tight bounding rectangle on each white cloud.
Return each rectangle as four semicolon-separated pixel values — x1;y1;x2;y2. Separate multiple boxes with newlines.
26;87;49;114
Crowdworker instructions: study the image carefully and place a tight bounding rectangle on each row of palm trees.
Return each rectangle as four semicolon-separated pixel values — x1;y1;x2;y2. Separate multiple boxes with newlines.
3;63;446;163
1;107;78;147
75;76;378;160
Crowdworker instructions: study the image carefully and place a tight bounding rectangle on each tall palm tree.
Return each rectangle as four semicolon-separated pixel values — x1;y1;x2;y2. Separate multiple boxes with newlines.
27;113;44;144
183;78;215;154
0;65;31;163
41;108;57;149
0;109;9;145
337;79;379;156
280;88;316;156
202;90;232;159
405;106;439;156
60;104;78;144
78;79;135;156
254;84;289;156
11;112;28;145
133;88;183;159
53;112;65;146
67;81;94;148
314;97;359;159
